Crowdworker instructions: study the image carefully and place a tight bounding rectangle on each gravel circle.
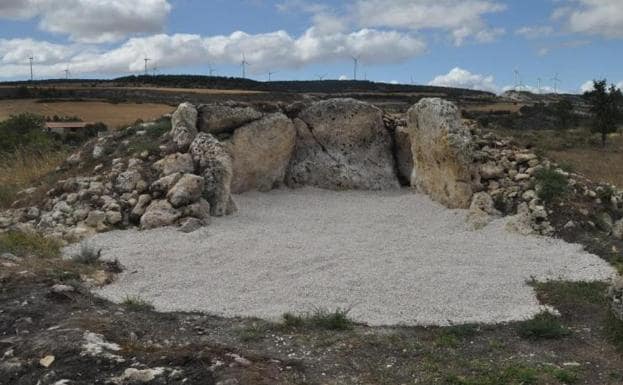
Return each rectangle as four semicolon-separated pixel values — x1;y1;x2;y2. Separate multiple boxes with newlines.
74;188;615;326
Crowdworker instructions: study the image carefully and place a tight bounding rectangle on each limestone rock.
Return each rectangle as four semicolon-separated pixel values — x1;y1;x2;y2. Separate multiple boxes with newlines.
153;153;194;176
227;113;296;193
114;170;143;193
480;163;504;180
286;98;400;190
167;174;204;208
407;98;474;208
609;276;623;321
613;219;623;240
189;133;236;216
467;192;501;230
151;172;183;195
394;125;414;185
198;103;263;134
182;199;211;222
131;194;152;222
178;217;204;233
140;200;181;229
170;102;198;151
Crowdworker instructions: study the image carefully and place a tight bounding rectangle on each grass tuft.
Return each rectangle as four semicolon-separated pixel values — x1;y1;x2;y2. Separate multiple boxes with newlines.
71;242;102;265
121;295;154;312
281;307;354;331
0;230;62;258
517;311;571;340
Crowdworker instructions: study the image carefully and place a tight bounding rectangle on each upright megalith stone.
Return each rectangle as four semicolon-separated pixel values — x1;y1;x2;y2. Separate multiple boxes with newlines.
170;102;198;151
189;133;236;216
407;98;474;208
227;113;296;193
286;98;400;190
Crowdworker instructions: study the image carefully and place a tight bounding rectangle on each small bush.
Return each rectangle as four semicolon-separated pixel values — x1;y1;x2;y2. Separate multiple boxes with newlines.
121;295;154;311
0;230;62;258
0;113;59;154
71;243;102;264
517;311;571;340
281;307;354;331
605;311;623;352
534;168;569;203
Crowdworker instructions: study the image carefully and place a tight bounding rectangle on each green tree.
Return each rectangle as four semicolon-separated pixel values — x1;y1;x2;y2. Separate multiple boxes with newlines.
552;99;575;130
584;79;622;147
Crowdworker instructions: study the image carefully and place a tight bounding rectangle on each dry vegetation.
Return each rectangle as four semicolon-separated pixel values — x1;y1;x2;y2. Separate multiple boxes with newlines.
0;99;174;128
0;148;68;208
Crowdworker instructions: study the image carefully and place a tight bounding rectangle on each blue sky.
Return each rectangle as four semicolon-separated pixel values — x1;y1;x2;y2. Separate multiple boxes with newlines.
1;0;622;93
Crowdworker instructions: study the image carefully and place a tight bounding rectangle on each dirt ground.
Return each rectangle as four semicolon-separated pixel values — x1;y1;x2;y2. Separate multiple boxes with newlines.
0;99;174;129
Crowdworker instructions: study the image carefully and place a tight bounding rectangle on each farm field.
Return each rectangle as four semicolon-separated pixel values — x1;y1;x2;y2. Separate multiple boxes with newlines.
0;99;174;128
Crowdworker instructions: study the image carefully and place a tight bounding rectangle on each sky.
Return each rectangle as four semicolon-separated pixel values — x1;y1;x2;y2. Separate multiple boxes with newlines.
0;0;622;94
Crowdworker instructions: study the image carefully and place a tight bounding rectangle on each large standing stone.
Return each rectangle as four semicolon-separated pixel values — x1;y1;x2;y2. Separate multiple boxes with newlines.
140;200;181;229
285;98;400;190
407;98;474;209
170;102;198;151
198;104;263;134
227;113;296;193
166;174;204;208
189;133;236;216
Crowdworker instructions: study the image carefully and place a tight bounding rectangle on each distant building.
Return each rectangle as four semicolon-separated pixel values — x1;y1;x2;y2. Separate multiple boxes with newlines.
45;122;94;138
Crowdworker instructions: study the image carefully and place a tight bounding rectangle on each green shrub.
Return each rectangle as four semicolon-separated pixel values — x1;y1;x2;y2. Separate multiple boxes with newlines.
121;295;154;311
0;230;62;258
534;168;569;203
281;307;354;331
517;311;571;340
0;113;58;154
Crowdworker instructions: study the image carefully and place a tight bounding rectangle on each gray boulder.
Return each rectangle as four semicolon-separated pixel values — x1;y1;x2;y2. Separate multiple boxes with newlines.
286;98;400;190
189;133;236;216
153;153;194;176
170;102;198;151
227;113;296;193
166;174;204;208
114;170;143;193
198;104;263;134
140;200;181;229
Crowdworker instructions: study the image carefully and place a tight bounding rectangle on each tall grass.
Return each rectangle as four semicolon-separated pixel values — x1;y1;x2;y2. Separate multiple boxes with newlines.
0;147;68;208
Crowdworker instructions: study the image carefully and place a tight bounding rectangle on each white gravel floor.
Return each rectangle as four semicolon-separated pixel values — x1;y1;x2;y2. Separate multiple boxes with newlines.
76;188;615;326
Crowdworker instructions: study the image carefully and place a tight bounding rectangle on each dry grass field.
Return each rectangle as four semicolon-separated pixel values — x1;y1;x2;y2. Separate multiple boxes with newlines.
0;99;174;128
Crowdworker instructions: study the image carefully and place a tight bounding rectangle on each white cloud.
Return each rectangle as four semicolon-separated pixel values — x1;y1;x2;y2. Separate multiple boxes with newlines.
618;82;623;91
0;28;427;79
338;75;350;80
580;80;595;93
429;67;498;92
553;0;623;38
0;0;172;43
353;0;506;46
515;26;554;39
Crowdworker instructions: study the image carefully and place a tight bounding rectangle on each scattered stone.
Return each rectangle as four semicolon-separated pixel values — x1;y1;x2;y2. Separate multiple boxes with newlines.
140;200;181;230
167;174;204;208
170;102;198;151
111;367;165;384
115;170;143;193
1;252;18;262
153;153;194;176
178;217;204;233
39;355;55;368
613;220;623;240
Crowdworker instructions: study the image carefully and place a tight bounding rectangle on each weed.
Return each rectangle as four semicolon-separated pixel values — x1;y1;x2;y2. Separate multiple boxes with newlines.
0;230;62;258
517;311;571;340
605;311;623;352
121;295;154;311
534;168;569;203
281;307;354;331
72;243;102;265
534;281;608;307
237;322;269;342
552;368;578;383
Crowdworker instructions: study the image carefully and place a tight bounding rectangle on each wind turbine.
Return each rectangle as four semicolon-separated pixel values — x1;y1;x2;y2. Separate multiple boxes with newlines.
513;69;521;91
29;56;34;81
351;55;360;81
144;57;151;76
551;73;561;94
241;53;249;79
268;71;276;81
316;73;328;80
64;67;70;80
208;63;216;76
537;77;542;94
